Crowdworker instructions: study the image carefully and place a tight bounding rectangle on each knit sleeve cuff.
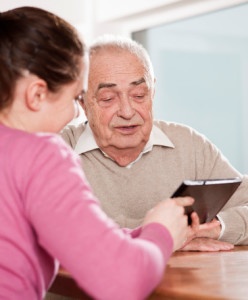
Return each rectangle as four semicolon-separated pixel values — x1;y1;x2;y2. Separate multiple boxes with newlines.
139;222;174;263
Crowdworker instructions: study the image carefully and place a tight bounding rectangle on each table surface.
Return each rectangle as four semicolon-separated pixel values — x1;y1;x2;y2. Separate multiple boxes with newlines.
49;246;248;300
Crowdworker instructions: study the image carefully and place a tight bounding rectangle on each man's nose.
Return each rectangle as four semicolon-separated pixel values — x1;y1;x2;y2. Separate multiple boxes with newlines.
117;96;135;119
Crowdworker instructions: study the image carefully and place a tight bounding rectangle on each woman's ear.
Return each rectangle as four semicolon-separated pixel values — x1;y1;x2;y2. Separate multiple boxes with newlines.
26;79;48;111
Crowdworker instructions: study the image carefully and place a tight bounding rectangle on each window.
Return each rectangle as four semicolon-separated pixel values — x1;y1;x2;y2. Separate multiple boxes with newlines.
133;3;248;173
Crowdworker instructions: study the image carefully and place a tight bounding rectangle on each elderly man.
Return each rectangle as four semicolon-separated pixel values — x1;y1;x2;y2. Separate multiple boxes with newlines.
61;35;248;251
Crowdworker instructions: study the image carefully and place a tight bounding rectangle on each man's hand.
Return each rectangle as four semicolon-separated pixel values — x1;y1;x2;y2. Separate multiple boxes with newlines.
179;237;234;252
179;213;234;251
188;213;222;240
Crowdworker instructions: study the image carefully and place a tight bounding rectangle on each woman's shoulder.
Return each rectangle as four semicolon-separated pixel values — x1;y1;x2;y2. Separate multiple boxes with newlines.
1;126;72;161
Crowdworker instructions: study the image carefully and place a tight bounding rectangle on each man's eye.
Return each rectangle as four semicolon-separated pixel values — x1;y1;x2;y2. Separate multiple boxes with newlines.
97;97;115;107
132;94;145;100
102;98;112;102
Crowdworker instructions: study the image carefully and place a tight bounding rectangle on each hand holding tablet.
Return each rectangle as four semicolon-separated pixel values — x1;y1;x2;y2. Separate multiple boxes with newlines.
171;178;241;224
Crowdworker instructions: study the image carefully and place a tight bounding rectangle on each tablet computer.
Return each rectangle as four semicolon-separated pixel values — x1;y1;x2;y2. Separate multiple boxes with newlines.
171;177;241;224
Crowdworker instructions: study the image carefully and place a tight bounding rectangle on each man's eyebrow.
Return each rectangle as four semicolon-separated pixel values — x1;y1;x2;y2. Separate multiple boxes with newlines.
130;78;146;86
97;83;117;91
96;78;145;92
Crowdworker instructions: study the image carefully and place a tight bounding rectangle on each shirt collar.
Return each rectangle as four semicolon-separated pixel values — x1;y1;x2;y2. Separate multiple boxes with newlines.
74;123;98;155
74;122;174;155
144;123;174;151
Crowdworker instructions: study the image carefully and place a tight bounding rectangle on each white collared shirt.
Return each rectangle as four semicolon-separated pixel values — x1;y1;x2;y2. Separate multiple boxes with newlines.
74;123;174;168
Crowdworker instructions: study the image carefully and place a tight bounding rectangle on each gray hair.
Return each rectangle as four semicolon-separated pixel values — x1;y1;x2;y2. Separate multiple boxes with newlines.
89;34;155;88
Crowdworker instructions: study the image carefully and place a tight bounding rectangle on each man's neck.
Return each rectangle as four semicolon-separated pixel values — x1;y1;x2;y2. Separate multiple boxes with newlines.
100;146;144;167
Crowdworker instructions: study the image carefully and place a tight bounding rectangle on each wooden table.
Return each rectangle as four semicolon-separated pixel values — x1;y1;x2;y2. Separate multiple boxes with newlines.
48;246;248;300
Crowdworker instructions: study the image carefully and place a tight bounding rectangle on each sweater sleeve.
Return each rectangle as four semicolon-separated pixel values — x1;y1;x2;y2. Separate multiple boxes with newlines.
192;129;248;245
23;135;173;300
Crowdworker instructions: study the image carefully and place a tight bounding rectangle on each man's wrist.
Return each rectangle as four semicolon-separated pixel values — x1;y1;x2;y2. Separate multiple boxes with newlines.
216;215;225;239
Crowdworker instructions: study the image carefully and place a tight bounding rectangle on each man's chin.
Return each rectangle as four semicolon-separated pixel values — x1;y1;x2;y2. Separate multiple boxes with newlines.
111;139;145;150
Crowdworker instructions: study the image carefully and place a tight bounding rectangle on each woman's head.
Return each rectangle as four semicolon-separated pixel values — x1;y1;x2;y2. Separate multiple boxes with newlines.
0;6;86;119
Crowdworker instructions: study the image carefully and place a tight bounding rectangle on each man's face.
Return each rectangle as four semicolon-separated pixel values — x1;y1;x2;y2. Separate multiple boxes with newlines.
83;49;154;154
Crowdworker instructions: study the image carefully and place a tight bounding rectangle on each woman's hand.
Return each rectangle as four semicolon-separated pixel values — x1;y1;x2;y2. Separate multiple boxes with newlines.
143;197;194;251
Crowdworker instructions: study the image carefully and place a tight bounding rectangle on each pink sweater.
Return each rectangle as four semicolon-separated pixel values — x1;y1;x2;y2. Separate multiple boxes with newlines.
0;124;173;300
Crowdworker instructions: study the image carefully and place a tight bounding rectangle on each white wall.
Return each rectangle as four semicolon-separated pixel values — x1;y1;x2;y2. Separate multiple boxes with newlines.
94;0;180;22
0;0;94;42
1;0;247;41
93;0;248;37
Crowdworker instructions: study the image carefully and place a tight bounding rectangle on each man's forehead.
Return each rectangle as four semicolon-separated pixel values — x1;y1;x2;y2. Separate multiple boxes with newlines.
88;50;151;91
89;48;143;69
90;47;131;59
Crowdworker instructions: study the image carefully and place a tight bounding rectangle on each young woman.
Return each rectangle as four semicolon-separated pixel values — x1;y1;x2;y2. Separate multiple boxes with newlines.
0;6;193;300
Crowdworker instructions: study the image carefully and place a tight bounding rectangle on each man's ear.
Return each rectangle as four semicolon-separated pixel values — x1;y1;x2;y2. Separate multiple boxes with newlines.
26;79;48;111
79;98;88;117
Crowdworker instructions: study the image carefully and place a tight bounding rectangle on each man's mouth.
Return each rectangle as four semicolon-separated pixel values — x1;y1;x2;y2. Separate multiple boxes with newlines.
115;125;139;133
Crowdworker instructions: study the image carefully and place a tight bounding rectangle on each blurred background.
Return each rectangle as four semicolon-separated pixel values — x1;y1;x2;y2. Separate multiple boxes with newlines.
1;0;248;173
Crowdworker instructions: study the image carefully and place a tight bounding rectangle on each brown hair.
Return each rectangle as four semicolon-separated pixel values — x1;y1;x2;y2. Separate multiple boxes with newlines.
0;6;85;110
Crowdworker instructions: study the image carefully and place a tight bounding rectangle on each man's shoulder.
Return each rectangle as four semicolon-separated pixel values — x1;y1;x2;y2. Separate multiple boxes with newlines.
153;120;195;135
60;122;86;147
61;122;86;136
153;120;211;146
